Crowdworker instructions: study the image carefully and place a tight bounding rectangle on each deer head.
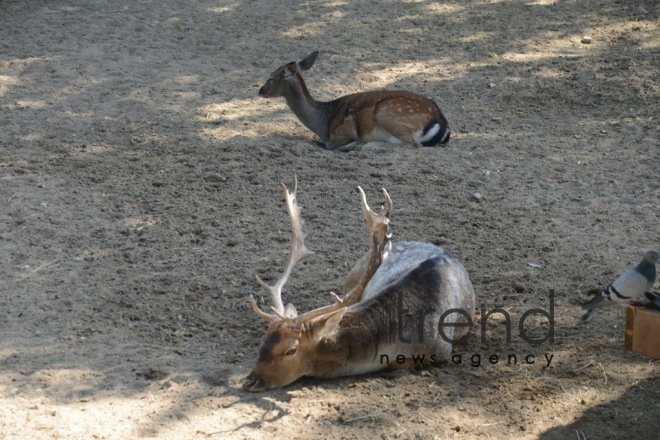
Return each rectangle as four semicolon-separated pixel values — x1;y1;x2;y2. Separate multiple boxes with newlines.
258;51;319;99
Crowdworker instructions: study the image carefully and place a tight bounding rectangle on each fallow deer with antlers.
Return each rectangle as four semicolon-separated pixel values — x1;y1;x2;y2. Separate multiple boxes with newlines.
243;174;475;391
258;51;451;151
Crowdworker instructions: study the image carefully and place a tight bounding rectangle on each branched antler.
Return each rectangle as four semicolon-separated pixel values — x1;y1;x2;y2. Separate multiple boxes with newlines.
290;186;392;324
344;186;392;304
249;172;313;322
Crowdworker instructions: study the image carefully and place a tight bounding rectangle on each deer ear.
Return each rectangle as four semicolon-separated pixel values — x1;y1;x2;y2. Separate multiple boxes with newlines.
308;308;347;341
282;62;297;79
283;303;298;318
298;51;319;71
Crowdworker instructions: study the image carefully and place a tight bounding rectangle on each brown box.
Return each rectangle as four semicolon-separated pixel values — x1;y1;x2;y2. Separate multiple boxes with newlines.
624;304;660;360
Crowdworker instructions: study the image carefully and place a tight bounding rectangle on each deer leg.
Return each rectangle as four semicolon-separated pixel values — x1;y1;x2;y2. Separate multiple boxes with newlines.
336;141;362;152
387;356;429;370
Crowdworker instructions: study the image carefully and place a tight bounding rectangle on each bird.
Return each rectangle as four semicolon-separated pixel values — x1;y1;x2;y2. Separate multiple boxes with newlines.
580;250;659;322
645;292;660;308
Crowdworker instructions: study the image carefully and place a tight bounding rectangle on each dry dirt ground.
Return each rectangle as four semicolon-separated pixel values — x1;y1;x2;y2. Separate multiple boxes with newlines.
1;0;659;439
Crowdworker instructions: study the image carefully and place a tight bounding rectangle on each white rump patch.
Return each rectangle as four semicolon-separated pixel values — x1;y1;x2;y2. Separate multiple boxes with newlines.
416;123;440;143
439;128;450;143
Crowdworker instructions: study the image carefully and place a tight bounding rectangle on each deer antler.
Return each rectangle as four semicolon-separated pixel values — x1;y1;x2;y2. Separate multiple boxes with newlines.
250;172;313;322
343;186;392;305
290;186;392;325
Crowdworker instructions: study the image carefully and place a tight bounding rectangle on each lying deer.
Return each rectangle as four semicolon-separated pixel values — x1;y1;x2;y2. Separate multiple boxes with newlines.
258;51;451;151
243;174;475;391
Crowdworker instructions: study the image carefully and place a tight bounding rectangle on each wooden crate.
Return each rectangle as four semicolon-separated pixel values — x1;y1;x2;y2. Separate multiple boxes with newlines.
624;304;660;360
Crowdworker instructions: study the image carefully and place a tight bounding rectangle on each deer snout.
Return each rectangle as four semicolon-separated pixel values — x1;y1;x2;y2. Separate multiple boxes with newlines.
258;82;273;98
242;371;266;392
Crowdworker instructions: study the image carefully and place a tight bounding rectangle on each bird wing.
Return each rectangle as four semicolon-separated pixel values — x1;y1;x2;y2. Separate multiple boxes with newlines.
609;269;649;299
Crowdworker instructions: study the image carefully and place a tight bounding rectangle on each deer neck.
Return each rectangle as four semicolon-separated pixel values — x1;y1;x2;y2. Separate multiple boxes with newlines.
284;77;334;142
308;305;390;378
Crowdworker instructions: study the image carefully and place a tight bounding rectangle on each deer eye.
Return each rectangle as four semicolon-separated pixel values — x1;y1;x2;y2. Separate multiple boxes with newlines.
285;348;297;356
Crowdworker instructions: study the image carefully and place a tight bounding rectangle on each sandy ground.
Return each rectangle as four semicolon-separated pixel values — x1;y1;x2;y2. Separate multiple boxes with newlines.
1;0;659;438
